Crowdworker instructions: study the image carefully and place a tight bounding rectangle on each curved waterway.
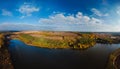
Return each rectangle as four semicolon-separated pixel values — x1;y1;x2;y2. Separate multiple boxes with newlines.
8;39;120;69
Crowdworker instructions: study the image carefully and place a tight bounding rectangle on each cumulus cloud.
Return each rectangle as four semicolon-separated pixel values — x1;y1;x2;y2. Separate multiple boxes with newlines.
18;3;39;18
0;21;119;32
1;9;12;16
91;8;109;17
38;12;120;32
38;12;111;31
39;12;102;25
0;8;119;32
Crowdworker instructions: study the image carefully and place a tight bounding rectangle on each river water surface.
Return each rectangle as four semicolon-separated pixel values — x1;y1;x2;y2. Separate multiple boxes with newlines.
8;39;120;69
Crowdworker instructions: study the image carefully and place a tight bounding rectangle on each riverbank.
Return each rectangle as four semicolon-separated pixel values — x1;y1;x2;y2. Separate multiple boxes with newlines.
115;54;120;69
0;47;14;69
0;33;14;69
107;48;120;69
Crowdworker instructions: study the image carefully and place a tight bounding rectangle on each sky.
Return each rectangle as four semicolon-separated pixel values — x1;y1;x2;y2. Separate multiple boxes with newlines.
0;0;120;32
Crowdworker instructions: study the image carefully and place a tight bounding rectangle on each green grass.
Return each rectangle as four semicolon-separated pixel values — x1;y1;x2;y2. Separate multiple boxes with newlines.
18;34;69;48
17;33;96;49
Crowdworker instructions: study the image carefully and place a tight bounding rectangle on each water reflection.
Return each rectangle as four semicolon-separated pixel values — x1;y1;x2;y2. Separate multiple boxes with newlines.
9;40;120;69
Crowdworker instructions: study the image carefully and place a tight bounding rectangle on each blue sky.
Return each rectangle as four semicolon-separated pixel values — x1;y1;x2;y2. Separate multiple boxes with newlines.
0;0;120;32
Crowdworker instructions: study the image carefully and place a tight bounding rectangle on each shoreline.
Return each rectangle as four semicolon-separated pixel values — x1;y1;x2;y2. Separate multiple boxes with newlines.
0;34;14;69
107;48;120;69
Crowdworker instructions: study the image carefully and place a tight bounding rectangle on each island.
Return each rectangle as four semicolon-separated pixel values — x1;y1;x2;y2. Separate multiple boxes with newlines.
10;31;120;49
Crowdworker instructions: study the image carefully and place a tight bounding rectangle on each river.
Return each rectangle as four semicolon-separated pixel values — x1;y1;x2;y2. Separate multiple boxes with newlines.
8;39;120;69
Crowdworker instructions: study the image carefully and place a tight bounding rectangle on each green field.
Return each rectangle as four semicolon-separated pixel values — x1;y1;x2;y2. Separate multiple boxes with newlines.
16;33;96;49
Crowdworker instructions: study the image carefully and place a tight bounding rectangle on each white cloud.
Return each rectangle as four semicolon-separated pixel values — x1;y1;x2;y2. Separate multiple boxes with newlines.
39;12;102;25
0;8;119;32
38;12;107;31
91;8;109;17
38;12;120;32
0;20;120;32
1;9;12;16
18;3;39;18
